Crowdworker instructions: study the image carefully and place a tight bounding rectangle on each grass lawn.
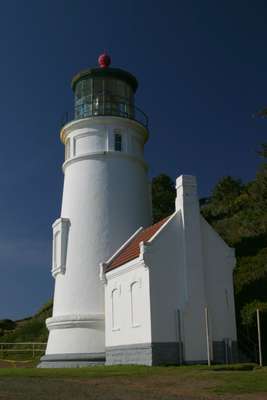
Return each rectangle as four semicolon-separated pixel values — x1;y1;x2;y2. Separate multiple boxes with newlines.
0;363;267;400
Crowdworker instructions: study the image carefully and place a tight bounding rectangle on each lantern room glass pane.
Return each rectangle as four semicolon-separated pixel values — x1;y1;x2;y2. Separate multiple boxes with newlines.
74;76;134;120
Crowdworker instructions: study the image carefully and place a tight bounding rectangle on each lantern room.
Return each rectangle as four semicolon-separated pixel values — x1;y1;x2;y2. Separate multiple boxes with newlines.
70;53;147;127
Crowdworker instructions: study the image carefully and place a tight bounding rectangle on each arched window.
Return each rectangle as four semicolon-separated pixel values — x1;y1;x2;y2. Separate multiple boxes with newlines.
111;288;120;330
130;281;141;327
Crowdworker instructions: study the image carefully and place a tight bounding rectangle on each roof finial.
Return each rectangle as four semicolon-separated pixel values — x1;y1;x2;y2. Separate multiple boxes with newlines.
98;52;111;68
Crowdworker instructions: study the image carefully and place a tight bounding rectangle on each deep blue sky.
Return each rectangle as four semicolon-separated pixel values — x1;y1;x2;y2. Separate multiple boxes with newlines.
0;0;266;320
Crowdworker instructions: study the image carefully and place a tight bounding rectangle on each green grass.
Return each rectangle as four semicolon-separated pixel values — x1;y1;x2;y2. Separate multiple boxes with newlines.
212;368;267;394
0;364;267;399
0;364;171;378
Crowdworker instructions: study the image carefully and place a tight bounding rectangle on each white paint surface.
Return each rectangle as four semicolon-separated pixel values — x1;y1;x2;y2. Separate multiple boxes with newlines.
201;217;237;341
46;116;151;356
104;175;237;363
105;260;152;347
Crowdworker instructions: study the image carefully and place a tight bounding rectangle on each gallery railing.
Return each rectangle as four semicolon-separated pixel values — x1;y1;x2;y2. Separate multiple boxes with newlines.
61;100;148;128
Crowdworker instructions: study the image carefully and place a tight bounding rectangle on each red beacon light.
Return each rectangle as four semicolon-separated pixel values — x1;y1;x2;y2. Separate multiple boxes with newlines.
98;53;111;68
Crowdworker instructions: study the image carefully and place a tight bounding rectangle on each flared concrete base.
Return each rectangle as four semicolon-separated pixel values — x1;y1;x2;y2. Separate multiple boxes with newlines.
38;353;105;368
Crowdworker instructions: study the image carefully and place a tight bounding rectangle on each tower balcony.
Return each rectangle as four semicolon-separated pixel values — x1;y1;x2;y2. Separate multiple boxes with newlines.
62;96;148;129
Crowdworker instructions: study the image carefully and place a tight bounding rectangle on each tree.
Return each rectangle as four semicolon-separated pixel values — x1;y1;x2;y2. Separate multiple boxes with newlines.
152;174;176;223
212;176;243;203
201;176;244;222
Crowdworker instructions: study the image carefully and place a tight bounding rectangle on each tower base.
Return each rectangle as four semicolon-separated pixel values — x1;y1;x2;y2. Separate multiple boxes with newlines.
37;353;105;368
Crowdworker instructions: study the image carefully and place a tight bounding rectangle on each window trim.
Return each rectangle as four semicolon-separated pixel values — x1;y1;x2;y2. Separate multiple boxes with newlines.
65;139;71;160
51;218;70;278
111;287;121;331
130;281;141;328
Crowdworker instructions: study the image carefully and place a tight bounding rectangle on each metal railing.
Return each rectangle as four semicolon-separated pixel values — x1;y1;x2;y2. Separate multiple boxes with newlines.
0;342;46;358
61;100;148;128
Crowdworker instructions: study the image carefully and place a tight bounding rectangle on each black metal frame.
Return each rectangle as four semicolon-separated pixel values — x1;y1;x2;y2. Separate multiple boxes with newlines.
62;99;148;128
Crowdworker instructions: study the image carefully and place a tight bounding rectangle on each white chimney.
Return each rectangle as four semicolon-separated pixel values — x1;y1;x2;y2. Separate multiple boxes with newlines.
175;175;207;361
175;175;198;213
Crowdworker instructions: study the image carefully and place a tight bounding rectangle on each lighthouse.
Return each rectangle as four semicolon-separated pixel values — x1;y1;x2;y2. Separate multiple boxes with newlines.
39;54;152;367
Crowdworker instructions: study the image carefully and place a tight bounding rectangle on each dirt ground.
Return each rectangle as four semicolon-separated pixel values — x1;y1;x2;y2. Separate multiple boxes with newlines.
0;371;267;400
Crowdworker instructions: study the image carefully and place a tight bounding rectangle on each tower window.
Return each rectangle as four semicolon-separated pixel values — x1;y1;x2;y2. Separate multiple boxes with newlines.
114;133;122;151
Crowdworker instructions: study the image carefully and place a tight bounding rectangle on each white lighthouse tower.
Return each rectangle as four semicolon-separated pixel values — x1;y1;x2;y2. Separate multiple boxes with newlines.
39;54;151;367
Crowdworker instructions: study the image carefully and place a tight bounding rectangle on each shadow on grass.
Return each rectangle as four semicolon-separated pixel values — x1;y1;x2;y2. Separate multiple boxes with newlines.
211;363;257;371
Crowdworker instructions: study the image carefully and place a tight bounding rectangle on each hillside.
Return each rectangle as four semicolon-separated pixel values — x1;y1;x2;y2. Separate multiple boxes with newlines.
0;300;52;343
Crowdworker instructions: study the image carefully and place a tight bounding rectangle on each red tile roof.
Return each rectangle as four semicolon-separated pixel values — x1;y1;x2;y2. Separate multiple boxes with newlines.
106;216;170;272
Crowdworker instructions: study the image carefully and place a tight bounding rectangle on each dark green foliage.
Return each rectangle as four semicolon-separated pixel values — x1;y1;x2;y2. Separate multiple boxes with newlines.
0;319;16;337
201;144;267;303
241;301;267;326
1;300;53;343
2;319;47;343
234;247;267;294
202;176;244;222
0;320;16;331
212;176;243;202
201;143;267;361
152;174;176;223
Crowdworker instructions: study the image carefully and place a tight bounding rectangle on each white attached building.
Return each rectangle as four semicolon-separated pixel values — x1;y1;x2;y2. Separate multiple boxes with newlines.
39;54;237;368
102;175;237;365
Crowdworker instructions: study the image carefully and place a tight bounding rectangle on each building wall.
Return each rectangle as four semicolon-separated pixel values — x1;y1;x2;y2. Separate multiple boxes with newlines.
146;213;185;344
105;259;152;349
104;214;186;365
104;174;238;365
200;216;237;343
